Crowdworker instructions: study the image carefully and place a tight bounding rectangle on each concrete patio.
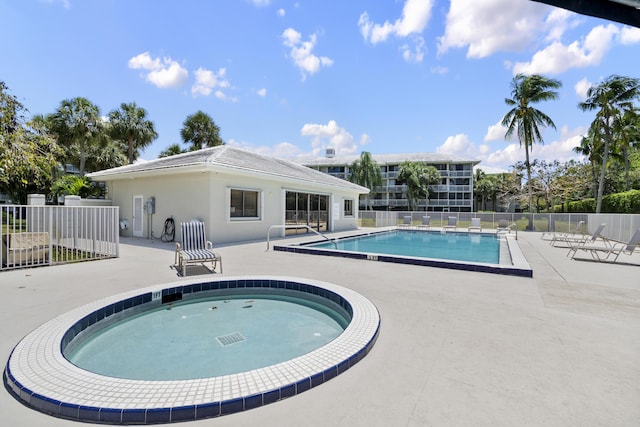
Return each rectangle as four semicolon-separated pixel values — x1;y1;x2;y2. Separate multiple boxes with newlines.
1;230;639;426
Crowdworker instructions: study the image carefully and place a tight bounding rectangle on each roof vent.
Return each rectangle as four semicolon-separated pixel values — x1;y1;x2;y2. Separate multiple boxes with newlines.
325;147;335;158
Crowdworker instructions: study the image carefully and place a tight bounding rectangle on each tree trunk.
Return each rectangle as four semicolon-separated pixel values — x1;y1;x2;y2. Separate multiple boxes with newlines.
596;129;612;214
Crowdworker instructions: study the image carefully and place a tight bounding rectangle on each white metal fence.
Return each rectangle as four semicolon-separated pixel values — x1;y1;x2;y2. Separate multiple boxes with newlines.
1;205;119;271
359;211;640;243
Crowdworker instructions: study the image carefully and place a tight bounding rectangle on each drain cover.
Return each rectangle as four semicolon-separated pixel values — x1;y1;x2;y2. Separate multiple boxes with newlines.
216;332;246;346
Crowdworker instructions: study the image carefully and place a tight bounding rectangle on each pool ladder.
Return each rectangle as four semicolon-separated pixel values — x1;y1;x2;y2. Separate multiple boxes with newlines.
266;225;337;250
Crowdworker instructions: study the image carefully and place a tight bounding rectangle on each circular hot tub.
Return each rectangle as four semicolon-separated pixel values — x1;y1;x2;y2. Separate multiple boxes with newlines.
4;276;380;424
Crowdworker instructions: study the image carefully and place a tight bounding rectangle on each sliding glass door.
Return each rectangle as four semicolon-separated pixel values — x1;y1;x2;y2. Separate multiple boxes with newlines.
285;191;329;235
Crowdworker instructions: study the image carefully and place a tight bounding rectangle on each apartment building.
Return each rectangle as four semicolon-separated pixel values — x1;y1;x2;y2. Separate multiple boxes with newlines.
298;149;481;212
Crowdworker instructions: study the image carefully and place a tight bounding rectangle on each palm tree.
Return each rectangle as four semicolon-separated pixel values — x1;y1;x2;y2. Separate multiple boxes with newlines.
349;151;382;210
180;111;223;151
579;75;640;213
49;97;102;175
397;161;440;210
501;73;561;213
159;143;186;158
108;102;158;164
573;125;603;199
612;107;640;191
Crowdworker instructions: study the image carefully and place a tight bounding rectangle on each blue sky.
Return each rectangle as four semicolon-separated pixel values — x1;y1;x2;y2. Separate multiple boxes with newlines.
2;0;640;170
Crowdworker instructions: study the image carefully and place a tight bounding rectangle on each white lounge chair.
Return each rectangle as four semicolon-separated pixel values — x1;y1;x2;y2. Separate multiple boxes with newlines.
443;216;457;231
419;216;431;230
399;215;412;228
468;218;482;232
554;223;606;248
544;220;585;243
175;221;222;276
496;219;512;234
569;227;640;262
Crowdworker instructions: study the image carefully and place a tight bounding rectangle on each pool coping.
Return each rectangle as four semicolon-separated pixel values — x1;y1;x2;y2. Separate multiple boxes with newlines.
274;229;533;278
3;276;380;424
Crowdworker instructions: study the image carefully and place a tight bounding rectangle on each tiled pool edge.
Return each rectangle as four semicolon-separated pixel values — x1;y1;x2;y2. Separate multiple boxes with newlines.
275;230;533;278
4;276;380;424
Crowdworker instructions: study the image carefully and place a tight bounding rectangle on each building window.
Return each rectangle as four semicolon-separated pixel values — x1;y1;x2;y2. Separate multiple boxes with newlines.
230;189;259;219
344;199;354;217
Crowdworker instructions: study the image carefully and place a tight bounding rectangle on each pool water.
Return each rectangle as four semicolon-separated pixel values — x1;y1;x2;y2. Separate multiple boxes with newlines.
309;230;500;264
65;295;347;380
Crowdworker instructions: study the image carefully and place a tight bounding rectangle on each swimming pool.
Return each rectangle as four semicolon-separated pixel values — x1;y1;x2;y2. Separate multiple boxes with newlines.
275;229;533;277
65;295;348;380
4;276;380;424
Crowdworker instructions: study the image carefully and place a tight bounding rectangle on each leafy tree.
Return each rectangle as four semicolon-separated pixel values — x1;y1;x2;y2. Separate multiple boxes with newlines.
108;102;158;164
397;161;440;210
180;111;223;151
349;151;382;210
612;107;640;191
50;175;101;199
573;125;603;199
48;97;103;175
579;75;640;213
501;73;561;213
0;83;62;203
159;143;186;158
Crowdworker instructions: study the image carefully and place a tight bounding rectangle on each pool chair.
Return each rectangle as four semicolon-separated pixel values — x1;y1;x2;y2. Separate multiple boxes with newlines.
175;221;223;276
552;223;607;248
418;216;431;230
399;215;412;228
542;220;585;242
443;216;457;231
568;227;640;262
496;219;512;234
468;218;482;232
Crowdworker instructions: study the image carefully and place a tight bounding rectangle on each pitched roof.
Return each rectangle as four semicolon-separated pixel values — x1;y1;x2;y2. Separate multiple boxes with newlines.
87;145;369;193
292;152;481;167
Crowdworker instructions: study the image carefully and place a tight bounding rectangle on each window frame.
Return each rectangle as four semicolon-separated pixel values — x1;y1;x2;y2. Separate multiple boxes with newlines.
343;199;354;217
228;188;262;221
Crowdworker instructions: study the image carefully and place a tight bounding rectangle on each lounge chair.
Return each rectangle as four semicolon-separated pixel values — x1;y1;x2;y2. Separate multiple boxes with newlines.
443;216;457;231
543;220;585;242
468;218;482;232
175;221;222;276
553;223;606;248
569;227;640;262
418;216;431;230
399;215;412;228
496;219;512;234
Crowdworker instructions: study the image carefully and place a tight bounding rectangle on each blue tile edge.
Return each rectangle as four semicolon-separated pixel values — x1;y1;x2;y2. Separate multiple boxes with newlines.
274;230;533;278
4;277;380;424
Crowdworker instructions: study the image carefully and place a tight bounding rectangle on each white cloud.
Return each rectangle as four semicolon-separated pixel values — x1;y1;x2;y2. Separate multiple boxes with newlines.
512;24;619;75
438;0;553;58
620;26;640;44
484;120;508;142
277;8;285;17
249;0;270;6
436;126;586;170
358;0;432;62
281;28;333;79
574;77;591;100
430;65;448;75
191;67;230;98
300;120;364;156
257;88;267;97
401;35;425;62
128;52;188;88
437;134;475;156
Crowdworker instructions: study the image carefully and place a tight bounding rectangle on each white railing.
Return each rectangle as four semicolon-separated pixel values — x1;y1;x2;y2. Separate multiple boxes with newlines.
1;205;119;271
358;211;640;242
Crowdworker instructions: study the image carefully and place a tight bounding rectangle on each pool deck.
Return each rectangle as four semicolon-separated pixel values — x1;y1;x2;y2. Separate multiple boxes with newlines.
1;229;639;426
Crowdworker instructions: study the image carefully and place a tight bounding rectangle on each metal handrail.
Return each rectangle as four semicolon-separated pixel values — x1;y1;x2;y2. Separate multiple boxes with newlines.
266;224;336;250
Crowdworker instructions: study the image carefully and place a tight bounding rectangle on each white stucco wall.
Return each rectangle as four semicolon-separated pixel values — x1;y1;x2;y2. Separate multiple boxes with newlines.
104;169;360;245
